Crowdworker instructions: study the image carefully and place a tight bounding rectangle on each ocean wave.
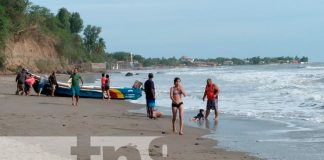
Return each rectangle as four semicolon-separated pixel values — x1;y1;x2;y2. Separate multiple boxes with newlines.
313;78;324;83
257;138;324;143
305;66;324;70
100;65;324;125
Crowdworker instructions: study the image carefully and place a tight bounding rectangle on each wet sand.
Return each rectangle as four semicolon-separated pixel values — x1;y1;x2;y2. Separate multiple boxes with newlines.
0;75;259;160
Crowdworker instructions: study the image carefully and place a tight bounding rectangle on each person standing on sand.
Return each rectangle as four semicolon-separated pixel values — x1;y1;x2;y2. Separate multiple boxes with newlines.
105;74;111;100
203;78;220;120
70;68;83;107
144;73;156;118
48;71;58;97
15;68;27;95
36;76;46;96
101;73;107;99
24;73;36;96
170;77;187;135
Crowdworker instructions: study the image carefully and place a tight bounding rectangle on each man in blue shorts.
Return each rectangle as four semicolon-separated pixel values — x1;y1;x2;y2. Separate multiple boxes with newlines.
70;68;83;107
144;73;156;119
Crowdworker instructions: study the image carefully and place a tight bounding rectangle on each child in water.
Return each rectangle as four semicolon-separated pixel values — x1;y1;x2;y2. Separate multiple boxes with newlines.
192;109;205;121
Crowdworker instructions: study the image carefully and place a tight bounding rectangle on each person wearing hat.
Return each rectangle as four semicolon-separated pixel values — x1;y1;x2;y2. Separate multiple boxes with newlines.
144;73;156;118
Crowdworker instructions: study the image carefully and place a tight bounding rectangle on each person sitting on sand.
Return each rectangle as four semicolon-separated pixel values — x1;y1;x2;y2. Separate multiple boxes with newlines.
48;71;58;97
192;109;205;121
153;109;163;118
170;77;187;135
101;73;107;99
105;74;111;100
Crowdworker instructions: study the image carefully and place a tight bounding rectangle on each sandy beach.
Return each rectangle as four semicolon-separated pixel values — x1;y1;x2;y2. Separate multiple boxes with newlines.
0;74;259;160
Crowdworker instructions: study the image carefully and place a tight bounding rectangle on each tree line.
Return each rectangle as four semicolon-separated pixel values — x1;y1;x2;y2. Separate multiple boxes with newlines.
106;52;309;67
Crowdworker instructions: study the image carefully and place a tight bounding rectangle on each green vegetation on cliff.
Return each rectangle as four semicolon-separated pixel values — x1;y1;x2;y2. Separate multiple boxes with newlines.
0;0;107;70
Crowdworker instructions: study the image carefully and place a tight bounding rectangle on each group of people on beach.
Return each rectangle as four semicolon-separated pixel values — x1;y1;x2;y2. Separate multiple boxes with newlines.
15;68;59;97
15;68;84;107
144;73;220;135
15;68;219;135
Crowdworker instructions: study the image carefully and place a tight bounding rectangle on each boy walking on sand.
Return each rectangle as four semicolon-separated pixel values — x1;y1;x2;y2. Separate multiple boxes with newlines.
70;68;83;107
203;78;220;120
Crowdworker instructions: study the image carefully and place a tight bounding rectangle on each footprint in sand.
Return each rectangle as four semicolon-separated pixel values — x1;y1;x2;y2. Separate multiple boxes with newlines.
196;137;204;141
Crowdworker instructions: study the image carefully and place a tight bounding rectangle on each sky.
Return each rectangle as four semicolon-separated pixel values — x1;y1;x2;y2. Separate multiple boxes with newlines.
30;0;324;61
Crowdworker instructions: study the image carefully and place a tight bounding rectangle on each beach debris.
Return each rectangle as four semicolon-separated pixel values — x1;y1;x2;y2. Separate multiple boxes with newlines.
62;124;66;127
125;72;133;76
194;143;200;145
161;131;166;134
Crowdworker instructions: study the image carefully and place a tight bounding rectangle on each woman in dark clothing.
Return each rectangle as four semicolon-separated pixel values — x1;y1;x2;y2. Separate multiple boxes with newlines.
48;71;58;97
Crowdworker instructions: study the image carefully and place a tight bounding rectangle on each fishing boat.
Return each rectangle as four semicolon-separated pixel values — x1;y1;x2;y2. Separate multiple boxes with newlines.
36;77;142;100
51;85;141;100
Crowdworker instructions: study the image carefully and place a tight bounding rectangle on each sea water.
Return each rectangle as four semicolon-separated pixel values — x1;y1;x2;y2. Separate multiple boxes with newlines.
87;63;324;160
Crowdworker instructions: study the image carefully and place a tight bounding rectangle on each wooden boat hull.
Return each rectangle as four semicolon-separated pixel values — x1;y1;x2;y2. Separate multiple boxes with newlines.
41;83;142;100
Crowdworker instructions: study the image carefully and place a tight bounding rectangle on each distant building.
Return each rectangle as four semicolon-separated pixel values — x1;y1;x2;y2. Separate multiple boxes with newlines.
82;62;106;72
90;63;106;72
112;60;142;70
244;60;250;64
300;61;308;64
291;60;300;64
193;61;216;67
180;56;195;63
223;61;234;65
